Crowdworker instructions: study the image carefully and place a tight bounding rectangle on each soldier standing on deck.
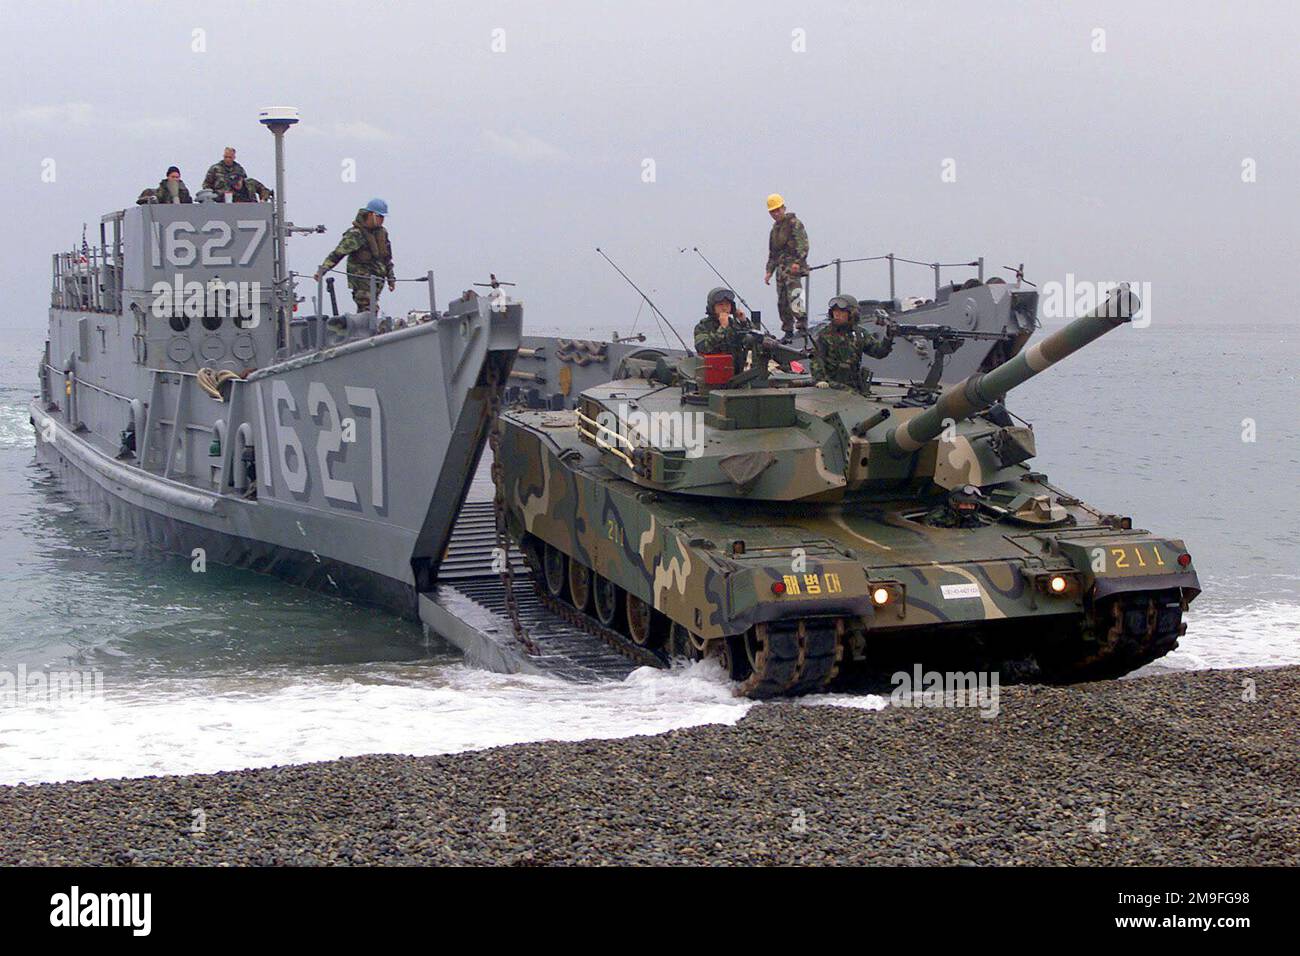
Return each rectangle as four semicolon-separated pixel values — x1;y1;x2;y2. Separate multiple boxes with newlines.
763;193;809;344
313;199;395;314
811;294;896;392
202;147;247;197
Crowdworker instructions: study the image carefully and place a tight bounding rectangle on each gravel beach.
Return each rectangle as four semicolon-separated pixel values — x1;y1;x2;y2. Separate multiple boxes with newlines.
2;666;1296;866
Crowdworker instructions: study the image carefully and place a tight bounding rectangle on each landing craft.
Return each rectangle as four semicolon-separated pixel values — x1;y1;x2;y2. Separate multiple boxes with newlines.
33;108;522;615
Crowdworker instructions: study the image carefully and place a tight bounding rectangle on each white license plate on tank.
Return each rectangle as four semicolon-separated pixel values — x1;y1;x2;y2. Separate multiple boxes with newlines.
941;583;982;600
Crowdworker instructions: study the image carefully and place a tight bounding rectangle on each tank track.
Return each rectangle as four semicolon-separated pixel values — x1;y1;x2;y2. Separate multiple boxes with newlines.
1035;589;1186;682
528;555;1181;692
730;619;845;699
530;576;846;698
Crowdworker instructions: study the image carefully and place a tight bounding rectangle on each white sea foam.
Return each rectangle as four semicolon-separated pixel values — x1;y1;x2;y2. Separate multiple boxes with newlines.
1147;599;1300;672
0;659;753;785
1;598;1295;786
0;398;34;451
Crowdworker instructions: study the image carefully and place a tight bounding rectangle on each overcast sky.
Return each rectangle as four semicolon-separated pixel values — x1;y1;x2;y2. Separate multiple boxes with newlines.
2;0;1296;342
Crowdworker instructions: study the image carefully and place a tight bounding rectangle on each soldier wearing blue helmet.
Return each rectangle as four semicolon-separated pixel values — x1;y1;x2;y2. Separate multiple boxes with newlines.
314;198;395;313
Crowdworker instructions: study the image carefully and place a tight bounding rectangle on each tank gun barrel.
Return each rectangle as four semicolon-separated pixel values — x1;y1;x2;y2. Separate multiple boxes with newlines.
886;284;1139;457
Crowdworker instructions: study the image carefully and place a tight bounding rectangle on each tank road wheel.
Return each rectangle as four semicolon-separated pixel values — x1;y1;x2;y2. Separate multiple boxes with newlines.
625;594;668;648
720;635;750;681
567;559;592;613
733;622;801;699
668;622;705;662
593;575;622;629
542;544;568;600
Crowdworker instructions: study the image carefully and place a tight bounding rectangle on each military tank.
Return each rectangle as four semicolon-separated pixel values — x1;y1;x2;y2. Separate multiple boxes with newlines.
496;284;1200;697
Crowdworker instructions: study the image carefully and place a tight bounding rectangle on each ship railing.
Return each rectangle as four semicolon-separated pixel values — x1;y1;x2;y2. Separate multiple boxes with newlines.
281;268;442;358
805;252;989;311
42;363;136;405
50;213;125;314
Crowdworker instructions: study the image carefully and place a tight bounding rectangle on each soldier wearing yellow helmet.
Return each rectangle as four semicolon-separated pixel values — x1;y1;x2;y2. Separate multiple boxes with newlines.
763;193;809;344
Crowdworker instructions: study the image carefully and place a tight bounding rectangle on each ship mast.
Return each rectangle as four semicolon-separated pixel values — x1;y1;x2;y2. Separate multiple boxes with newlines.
259;106;299;351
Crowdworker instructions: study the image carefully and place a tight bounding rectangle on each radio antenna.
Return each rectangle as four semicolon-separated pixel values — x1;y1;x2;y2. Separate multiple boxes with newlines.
595;248;692;354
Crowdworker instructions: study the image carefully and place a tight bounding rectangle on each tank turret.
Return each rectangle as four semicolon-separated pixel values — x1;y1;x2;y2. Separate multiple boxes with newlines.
568;285;1138;503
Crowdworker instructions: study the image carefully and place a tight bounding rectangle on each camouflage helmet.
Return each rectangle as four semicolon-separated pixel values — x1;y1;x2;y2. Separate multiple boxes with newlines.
827;293;860;323
706;287;737;314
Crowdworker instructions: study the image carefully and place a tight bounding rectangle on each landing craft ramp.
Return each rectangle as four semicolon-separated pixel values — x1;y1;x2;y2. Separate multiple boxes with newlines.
420;500;644;682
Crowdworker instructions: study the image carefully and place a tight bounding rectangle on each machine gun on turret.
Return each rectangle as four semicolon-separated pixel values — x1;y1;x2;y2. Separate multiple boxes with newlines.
879;318;1015;390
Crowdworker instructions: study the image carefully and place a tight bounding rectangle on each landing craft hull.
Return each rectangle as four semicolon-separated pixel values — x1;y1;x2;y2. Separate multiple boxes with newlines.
32;430;418;611
33;303;522;618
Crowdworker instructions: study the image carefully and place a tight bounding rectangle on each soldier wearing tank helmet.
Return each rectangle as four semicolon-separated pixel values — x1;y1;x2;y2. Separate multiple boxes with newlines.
694;287;755;378
763;193;809;344
811;294;896;392
314;198;395;313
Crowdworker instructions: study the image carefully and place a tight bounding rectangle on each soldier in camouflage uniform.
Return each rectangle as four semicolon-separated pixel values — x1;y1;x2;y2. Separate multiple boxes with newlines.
313;198;395;313
202;147;247;197
693;287;753;378
136;166;192;204
229;175;273;203
811;294;896;392
763;193;809;344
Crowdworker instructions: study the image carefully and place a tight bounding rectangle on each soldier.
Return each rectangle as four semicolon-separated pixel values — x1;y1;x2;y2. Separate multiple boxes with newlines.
137;166;192;204
229;175;273;203
313;198;395;313
763;193;809;344
811;294;896;392
202;146;248;197
693;287;753;378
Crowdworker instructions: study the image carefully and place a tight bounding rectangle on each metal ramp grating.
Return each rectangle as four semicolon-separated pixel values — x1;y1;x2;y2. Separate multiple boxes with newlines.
425;500;640;682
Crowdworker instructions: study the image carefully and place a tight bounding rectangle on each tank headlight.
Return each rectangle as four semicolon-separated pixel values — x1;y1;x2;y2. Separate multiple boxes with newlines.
1177;552;1192;567
1034;570;1079;597
771;580;786;595
872;586;892;606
